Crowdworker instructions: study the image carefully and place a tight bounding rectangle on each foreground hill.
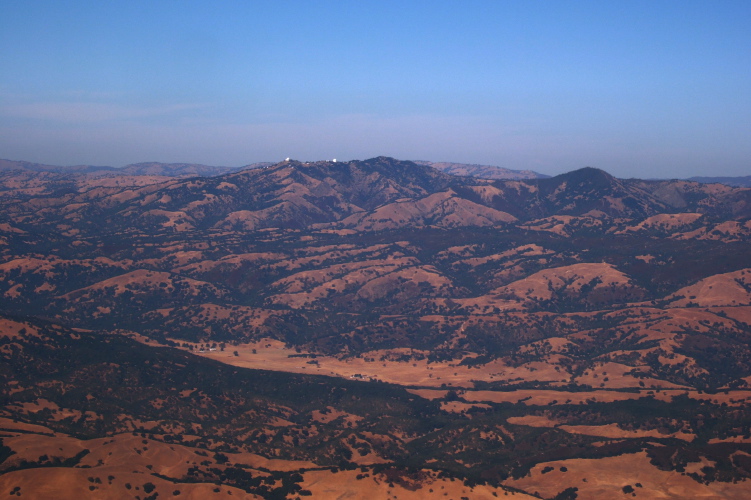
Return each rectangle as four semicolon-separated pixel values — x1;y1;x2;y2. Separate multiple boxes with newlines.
2;157;751;498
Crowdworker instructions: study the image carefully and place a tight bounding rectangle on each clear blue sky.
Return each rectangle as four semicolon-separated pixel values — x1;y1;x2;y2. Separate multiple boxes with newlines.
1;1;749;178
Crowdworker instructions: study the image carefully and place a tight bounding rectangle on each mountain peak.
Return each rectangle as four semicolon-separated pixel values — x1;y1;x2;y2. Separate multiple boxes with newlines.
531;167;662;217
553;166;616;183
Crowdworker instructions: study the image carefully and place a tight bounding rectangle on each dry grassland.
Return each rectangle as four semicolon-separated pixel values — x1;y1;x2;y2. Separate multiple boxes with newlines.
300;468;536;499
0;468;262;500
506;451;751;500
506;415;696;441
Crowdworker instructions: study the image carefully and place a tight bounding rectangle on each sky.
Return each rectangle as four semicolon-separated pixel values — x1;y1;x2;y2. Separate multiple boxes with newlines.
1;1;750;178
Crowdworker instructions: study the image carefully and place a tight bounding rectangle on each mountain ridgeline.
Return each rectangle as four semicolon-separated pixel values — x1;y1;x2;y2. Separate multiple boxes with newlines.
2;157;749;236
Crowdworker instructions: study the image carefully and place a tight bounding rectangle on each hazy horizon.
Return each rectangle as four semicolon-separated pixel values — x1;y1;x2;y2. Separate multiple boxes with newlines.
2;1;749;179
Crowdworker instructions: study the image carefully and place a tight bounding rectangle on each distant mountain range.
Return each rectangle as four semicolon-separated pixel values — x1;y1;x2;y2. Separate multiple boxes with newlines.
0;157;545;181
2;157;749;187
689;175;751;187
0;158;272;177
2;157;748;235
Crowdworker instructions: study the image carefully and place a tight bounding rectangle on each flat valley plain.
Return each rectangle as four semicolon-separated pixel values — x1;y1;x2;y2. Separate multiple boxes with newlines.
2;157;751;499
